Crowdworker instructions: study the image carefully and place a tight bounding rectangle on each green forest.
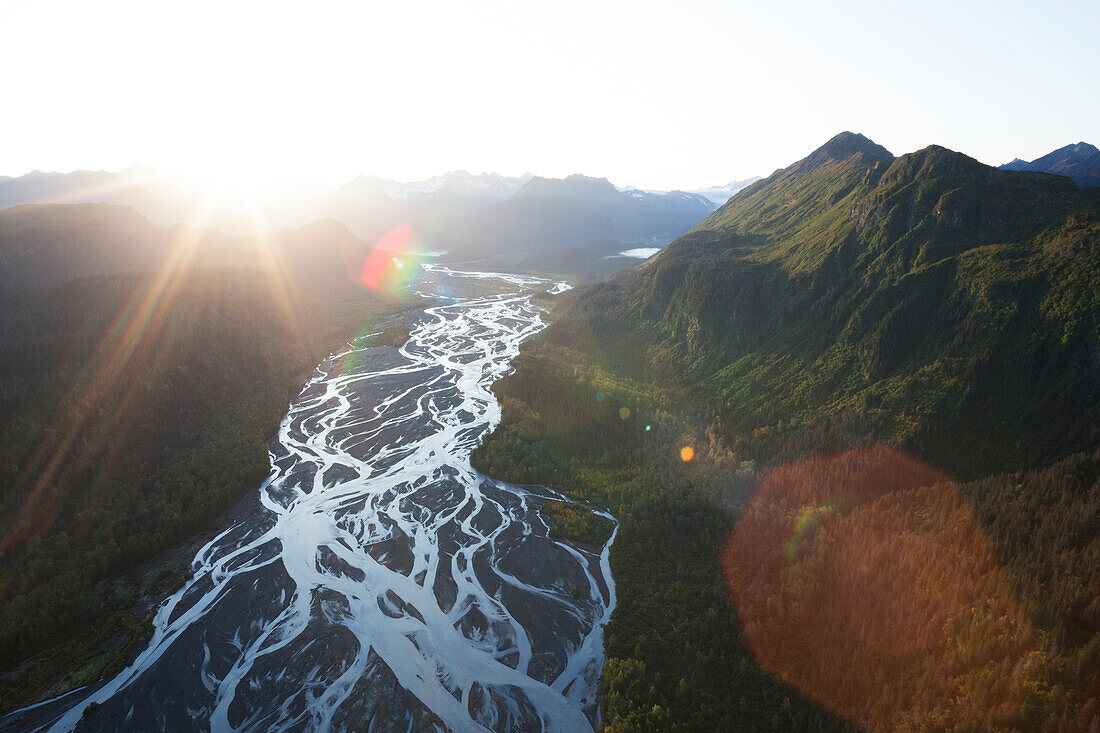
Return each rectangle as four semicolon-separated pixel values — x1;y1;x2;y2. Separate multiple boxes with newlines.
472;328;1100;731
0;265;411;711
472;138;1100;731
473;343;859;731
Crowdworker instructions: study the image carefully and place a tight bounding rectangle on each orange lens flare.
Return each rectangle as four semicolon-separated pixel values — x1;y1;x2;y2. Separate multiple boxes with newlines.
680;446;694;462
722;446;1036;731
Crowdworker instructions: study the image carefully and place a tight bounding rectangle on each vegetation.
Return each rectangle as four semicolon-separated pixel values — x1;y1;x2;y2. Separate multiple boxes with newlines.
539;497;614;547
0;207;415;711
585;139;1100;478
473;136;1100;730
473;345;855;731
725;446;1099;731
2;137;1098;728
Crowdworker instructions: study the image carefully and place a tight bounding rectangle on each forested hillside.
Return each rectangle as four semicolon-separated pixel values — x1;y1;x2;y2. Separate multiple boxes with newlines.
0;207;412;711
473;133;1100;730
0;204;375;292
554;133;1100;477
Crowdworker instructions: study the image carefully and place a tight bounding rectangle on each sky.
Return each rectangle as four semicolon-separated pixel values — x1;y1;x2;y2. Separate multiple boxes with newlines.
1;0;1097;191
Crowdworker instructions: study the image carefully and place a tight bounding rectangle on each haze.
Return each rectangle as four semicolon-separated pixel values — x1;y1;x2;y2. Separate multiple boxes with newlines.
2;0;1097;190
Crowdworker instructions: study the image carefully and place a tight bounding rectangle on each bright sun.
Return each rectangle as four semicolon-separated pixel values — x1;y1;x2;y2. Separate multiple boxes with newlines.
182;154;283;203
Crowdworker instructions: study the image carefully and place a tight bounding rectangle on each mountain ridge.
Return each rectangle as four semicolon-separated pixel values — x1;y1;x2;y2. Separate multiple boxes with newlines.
471;130;1100;730
0;203;379;294
550;132;1100;474
795;130;894;173
436;175;716;274
998;141;1100;187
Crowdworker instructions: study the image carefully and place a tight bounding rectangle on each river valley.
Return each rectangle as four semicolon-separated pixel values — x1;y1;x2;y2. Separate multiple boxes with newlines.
8;266;616;733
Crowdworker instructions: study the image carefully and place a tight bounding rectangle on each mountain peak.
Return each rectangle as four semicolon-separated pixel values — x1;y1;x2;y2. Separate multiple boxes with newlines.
515;174;619;199
798;132;894;172
1035;141;1100;165
876;144;991;187
997;141;1100;187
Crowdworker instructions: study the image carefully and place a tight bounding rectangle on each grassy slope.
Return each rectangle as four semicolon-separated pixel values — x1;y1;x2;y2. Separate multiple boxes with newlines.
473;138;1100;730
583;144;1100;477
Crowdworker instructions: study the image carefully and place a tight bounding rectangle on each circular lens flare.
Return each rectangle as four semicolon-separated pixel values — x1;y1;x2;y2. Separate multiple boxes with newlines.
362;226;422;292
722;446;1036;731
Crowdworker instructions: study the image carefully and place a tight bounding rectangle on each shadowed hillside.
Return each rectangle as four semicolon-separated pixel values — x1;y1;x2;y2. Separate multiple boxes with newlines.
473;133;1100;731
0;206;413;711
558;132;1100;477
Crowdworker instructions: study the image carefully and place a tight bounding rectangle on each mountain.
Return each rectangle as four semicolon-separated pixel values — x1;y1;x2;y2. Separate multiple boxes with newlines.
998;141;1100;187
0;204;165;288
0;168;185;225
568;132;1098;473
0;168;148;210
284;170;530;245
0;169;331;235
0;204;378;294
289;171;717;275
2;169;720;277
440;174;716;273
0;203;410;710
793;130;893;171
472;132;1100;730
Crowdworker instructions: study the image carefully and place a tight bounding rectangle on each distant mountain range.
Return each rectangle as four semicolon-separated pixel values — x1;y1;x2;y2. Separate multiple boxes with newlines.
999;141;1100;187
282;170;531;244
436;175;716;273
0;168;329;235
0;204;374;295
284;171;719;273
0;169;724;275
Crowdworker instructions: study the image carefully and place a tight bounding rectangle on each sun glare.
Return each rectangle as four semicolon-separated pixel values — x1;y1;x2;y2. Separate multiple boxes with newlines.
361;226;423;293
186;162;273;206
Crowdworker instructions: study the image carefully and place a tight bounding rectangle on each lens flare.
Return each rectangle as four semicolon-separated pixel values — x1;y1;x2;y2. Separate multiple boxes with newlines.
680;446;694;462
722;446;1036;731
619;407;631;419
784;500;842;564
361;225;423;293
